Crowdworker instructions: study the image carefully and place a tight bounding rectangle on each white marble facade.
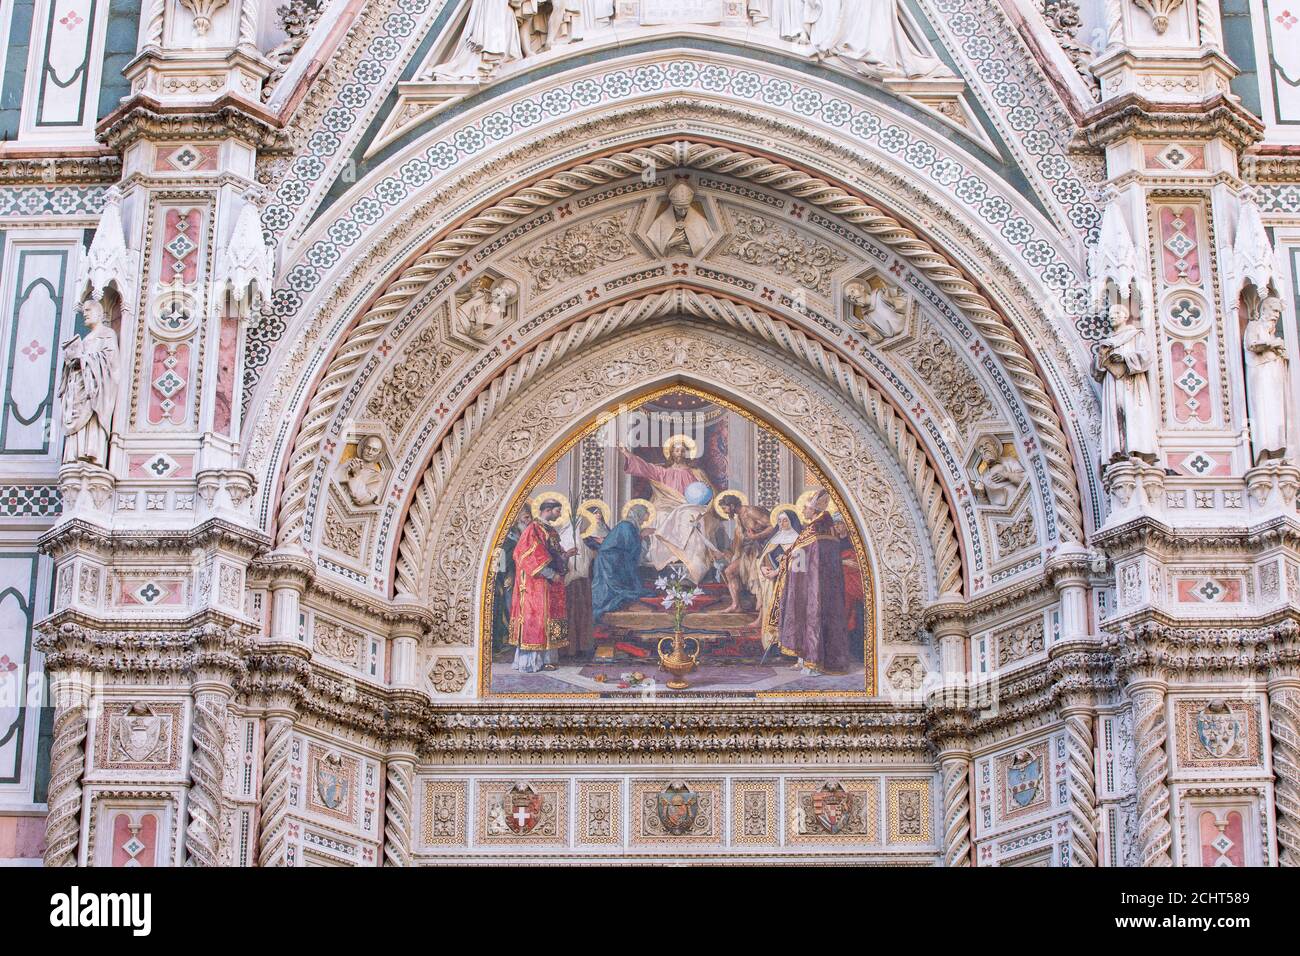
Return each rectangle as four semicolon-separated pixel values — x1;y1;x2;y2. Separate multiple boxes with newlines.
0;0;1296;867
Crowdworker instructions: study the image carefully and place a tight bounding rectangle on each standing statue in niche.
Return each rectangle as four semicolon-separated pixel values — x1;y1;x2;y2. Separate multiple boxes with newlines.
58;298;120;467
1095;298;1159;465
1244;294;1292;463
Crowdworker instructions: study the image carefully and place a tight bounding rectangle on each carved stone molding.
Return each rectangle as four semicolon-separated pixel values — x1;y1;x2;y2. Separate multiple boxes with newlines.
269;135;1084;562
1080;92;1264;152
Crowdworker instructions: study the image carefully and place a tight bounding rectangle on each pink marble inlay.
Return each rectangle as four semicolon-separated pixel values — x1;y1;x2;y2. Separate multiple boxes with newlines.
1159;207;1202;284
111;812;158;867
213;316;239;436
1170;340;1211;423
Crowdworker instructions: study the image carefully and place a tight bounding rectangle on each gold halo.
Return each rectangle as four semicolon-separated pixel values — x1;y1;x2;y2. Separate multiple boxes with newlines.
661;433;698;460
529;490;571;528
769;503;800;527
796;487;839;517
713;488;749;519
576;498;612;533
622;498;657;525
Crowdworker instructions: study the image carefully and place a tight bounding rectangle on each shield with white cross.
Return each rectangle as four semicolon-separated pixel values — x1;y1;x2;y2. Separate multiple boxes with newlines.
506;784;545;835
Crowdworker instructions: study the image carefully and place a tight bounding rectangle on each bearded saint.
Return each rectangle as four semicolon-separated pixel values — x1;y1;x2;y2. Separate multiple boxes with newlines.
508;499;572;672
619;436;721;584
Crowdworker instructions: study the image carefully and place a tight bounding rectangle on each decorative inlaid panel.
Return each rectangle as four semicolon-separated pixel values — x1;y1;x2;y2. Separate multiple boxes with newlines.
630;779;722;847
784;778;878;846
885;778;932;844
731;778;778;847
0;247;70;454
421;780;467;847
576;779;622;847
475;780;568;846
1173;698;1264;770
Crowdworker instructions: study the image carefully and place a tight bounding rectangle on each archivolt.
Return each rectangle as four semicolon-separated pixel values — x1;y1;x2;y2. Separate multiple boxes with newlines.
274;138;1084;556
393;288;961;609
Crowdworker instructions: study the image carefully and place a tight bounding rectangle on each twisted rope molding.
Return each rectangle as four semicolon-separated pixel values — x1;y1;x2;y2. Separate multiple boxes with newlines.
275;139;1083;556
256;715;294;867
1131;688;1173;867
43;701;88;867
383;758;414;867
185;690;228;867
1270;685;1300;867
393;288;959;600
940;756;972;867
1064;711;1099;866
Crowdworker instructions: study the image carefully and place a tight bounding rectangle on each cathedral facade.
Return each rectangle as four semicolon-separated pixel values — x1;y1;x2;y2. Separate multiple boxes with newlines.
0;0;1296;867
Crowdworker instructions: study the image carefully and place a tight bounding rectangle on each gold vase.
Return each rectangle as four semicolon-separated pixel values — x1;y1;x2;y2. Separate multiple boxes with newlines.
656;629;701;690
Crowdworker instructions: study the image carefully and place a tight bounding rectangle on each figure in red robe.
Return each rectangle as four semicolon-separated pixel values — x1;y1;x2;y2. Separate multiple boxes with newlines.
509;499;572;672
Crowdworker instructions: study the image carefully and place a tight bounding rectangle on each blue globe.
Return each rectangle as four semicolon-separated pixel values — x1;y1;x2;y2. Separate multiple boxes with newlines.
684;481;713;506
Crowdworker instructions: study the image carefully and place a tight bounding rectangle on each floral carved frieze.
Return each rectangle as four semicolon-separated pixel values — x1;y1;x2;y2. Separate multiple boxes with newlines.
515;212;635;291
714;212;849;296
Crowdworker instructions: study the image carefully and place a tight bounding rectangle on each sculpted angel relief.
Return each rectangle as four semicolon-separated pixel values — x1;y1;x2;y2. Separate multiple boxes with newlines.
484;387;872;696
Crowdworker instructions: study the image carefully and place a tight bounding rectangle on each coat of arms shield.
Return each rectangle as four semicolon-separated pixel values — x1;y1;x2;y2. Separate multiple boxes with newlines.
315;752;348;811
656;781;700;835
1006;750;1042;809
506;783;546;834
811;781;852;834
113;703;163;763
1196;700;1242;758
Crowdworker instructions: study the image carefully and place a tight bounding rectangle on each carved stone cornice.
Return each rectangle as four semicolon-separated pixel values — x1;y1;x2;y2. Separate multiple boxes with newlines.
422;704;928;764
34;613;255;681
0;151;121;185
961;650;1117;742
97;94;287;153
239;644;312;707
251;546;316;590
1092;513;1300;559
38;516;270;561
1079;92;1264;152
1103;611;1300;683
1242;148;1300;185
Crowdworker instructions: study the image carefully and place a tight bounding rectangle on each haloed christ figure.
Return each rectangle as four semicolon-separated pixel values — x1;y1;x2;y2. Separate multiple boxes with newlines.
761;489;851;675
